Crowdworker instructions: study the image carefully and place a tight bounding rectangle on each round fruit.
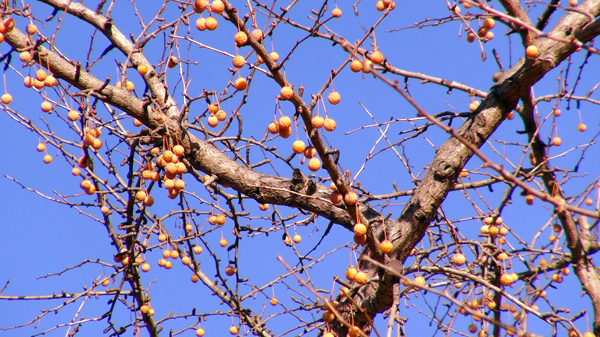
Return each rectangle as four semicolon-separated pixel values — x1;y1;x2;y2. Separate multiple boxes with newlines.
332;7;342;18
41;101;52;112
195;17;206;31
292;140;306;154
279;127;292;138
569;0;578;5
370;50;384;64
345;266;357;280
168;56;178;68
293;234;301;243
414;275;426;286
322;310;334;322
258;203;269;210
500;273;513;286
526;45;538;58
344;191;357;205
137;64;148;76
270;52;279;62
350;59;363;72
251;28;263;41
36;143;46;152
193;245;203;254
101;206;110;215
485;31;494;40
354;233;366;245
229;325;238;335
380;239;393;254
36;69;47;81
234;77;247;90
330;191;342;204
0;93;12;104
170;250;180;259
578;123;586;132
353;223;367;235
323;118;336;131
468;324;477;333
585;198;593;205
477;27;487;37
135;190;147;202
33;79;45;89
307;157;321;171
355;271;368;285
327;91;341;105
232;55;245;68
552;136;562;146
71;167;81;176
280;86;294;100
234;31;247;46
67;110;80;121
452;253;466;266
483;18;495;29
125;81;134;92
468;101;480;112
24;76;34;88
216;110;227;121
220;238;228;247
583;332;594;337
196;327;205;336
279;116;291;128
19;51;32;62
311;115;324;129
225;266;235;276
205;16;218;30
267;121;279;134
145;195;154;206
43;154;53;164
270;297;278;306
375;1;385;11
208;115;219;127
467;32;475;43
141;263;150;272
304;146;316;158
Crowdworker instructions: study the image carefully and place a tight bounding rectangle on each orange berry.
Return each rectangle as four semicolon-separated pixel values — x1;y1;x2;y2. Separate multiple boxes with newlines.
344;191;357;205
219;238;228;247
332;7;342;18
36;69;47;81
485;31;494;40
526;45;538;58
279;116;291;128
137;64;148;76
353;223;367;235
196;327;205;336
195;17;206;31
452;253;466;266
308;157;321;171
211;0;224;13
251;28;263;41
205;16;218;30
345;266;357;280
355;271;368;285
330;191;342;204
36;143;46;152
585;198;593;206
350;59;363;72
468;101;480;112
26;24;37;35
270;297;278;306
362;60;373;73
193;0;210;12
67;110;80;121
552;136;562;146
43;154;53;164
41;101;52;112
270;52;279;62
136;190;147;202
45;75;57;87
141;263;150;272
483;18;495;29
370;50;384;64
380;239;393;254
304;146;316;159
525;194;534;205
323;118;336;131
1;93;12;104
354;233;366;245
311;115;324;129
267;121;279;134
33;79;45;89
477;27;487;37
322;310;335;323
224;265;235;276
327;91;341;105
293;234;301;243
208;115;219;127
280;86;294;100
278;127;292;138
216;110;227;121
234;31;248;46
292;140;306;154
466;32;476;43
375;1;385;11
234;77;247;90
577;123;586;132
414;276;426;286
258;203;269;210
23;76;34;88
569;0;577;6
173;144;185;156
229;326;238;335
232;55;245;68
19;51;32;62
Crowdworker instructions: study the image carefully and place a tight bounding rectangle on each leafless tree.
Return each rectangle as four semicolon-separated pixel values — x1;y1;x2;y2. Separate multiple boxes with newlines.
1;0;600;336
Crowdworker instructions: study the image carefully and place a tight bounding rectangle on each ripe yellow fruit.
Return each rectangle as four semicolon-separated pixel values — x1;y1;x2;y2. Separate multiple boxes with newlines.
525;194;534;205
280;86;294;100
468;100;480;112
354;223;367;235
583;332;594;337
251;28;263;41
225;265;235;276
234;31;247;46
270;52;279;62
293;234;301;243
36;69;47;81
323;118;336;131
43;154;53;164
355;271;368;285
234;77;247;90
24;76;34;88
311;115;324;129
380;239;393;254
216;110;227;121
279;116;291;128
101;206;110;215
345;266;357;280
292;140;306;154
330;191;342;204
551;273;563;283
0;93;12;104
370;50;384;64
578;123;587;132
36;143;46;152
585;198;593;206
350;59;363;72
205;16;218;30
208;115;219;127
71;167;81;176
67;110;80;121
169;250;180;259
375;1;385;11
211;0;224;13
92;138;103;150
467;32;475;43
196;327;205;336
322;310;335;322
141;263;150;272
551;136;562;146
354;233;366;245
488;225;499;236
304;146;316;159
414;275;426;286
344;191;357;205
41;101;52;112
196;17;206;31
452;253;466;266
483;18;495;29
526;45;538;58
125;80;135;92
229;325;238;335
232;55;245;68
327;91;341;105
33;79;45;89
279;126;292;139
19;51;32;62
500;273;513;286
332;7;342;18
137;64;148;76
569;0;578;6
220;238;228;247
258;203;269;210
135;190;147;202
477;27;487;37
267;121;279;134
485;31;494;40
307;157;321;171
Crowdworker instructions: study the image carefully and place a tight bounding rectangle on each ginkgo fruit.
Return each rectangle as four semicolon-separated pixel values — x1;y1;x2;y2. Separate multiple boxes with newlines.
380;239;393;254
280;86;294;100
67;110;80;121
322;310;335;322
311;115;324;129
19;51;32;62
332;7;342;18
267;121;279;134
327;91;341;105
353;223;367;235
270;52;279;62
483;18;495;29
205;16;218;30
137;64;148;76
414;275;426;286
344;191;357;205
370;50;384;64
232;55;245;68
467;32;475;43
278;128;291;138
552;136;562;146
216;110;227;121
292;140;306;154
468;101;480;112
194;246;203;254
308;157;321;171
208;115;219;127
345;266;357;280
304;146;316;159
279;116;291;128
577;123;586;132
270;297;278;306
258;203;269;210
569;0;577;6
251;28;263;41
354;233;366;245
196;327;205;336
234;31;248;46
234;77;247;90
141;263;150;272
452;253;466;266
0;93;11;104
330;191;342;204
168;56;178;68
196;17;206;31
36;143;46;152
225;266;235;276
355;271;368;285
36;69;47;81
43;154;53;164
323;118;336;131
293;234;301;243
526;45;538;58
220;238;228;247
350;59;363;72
